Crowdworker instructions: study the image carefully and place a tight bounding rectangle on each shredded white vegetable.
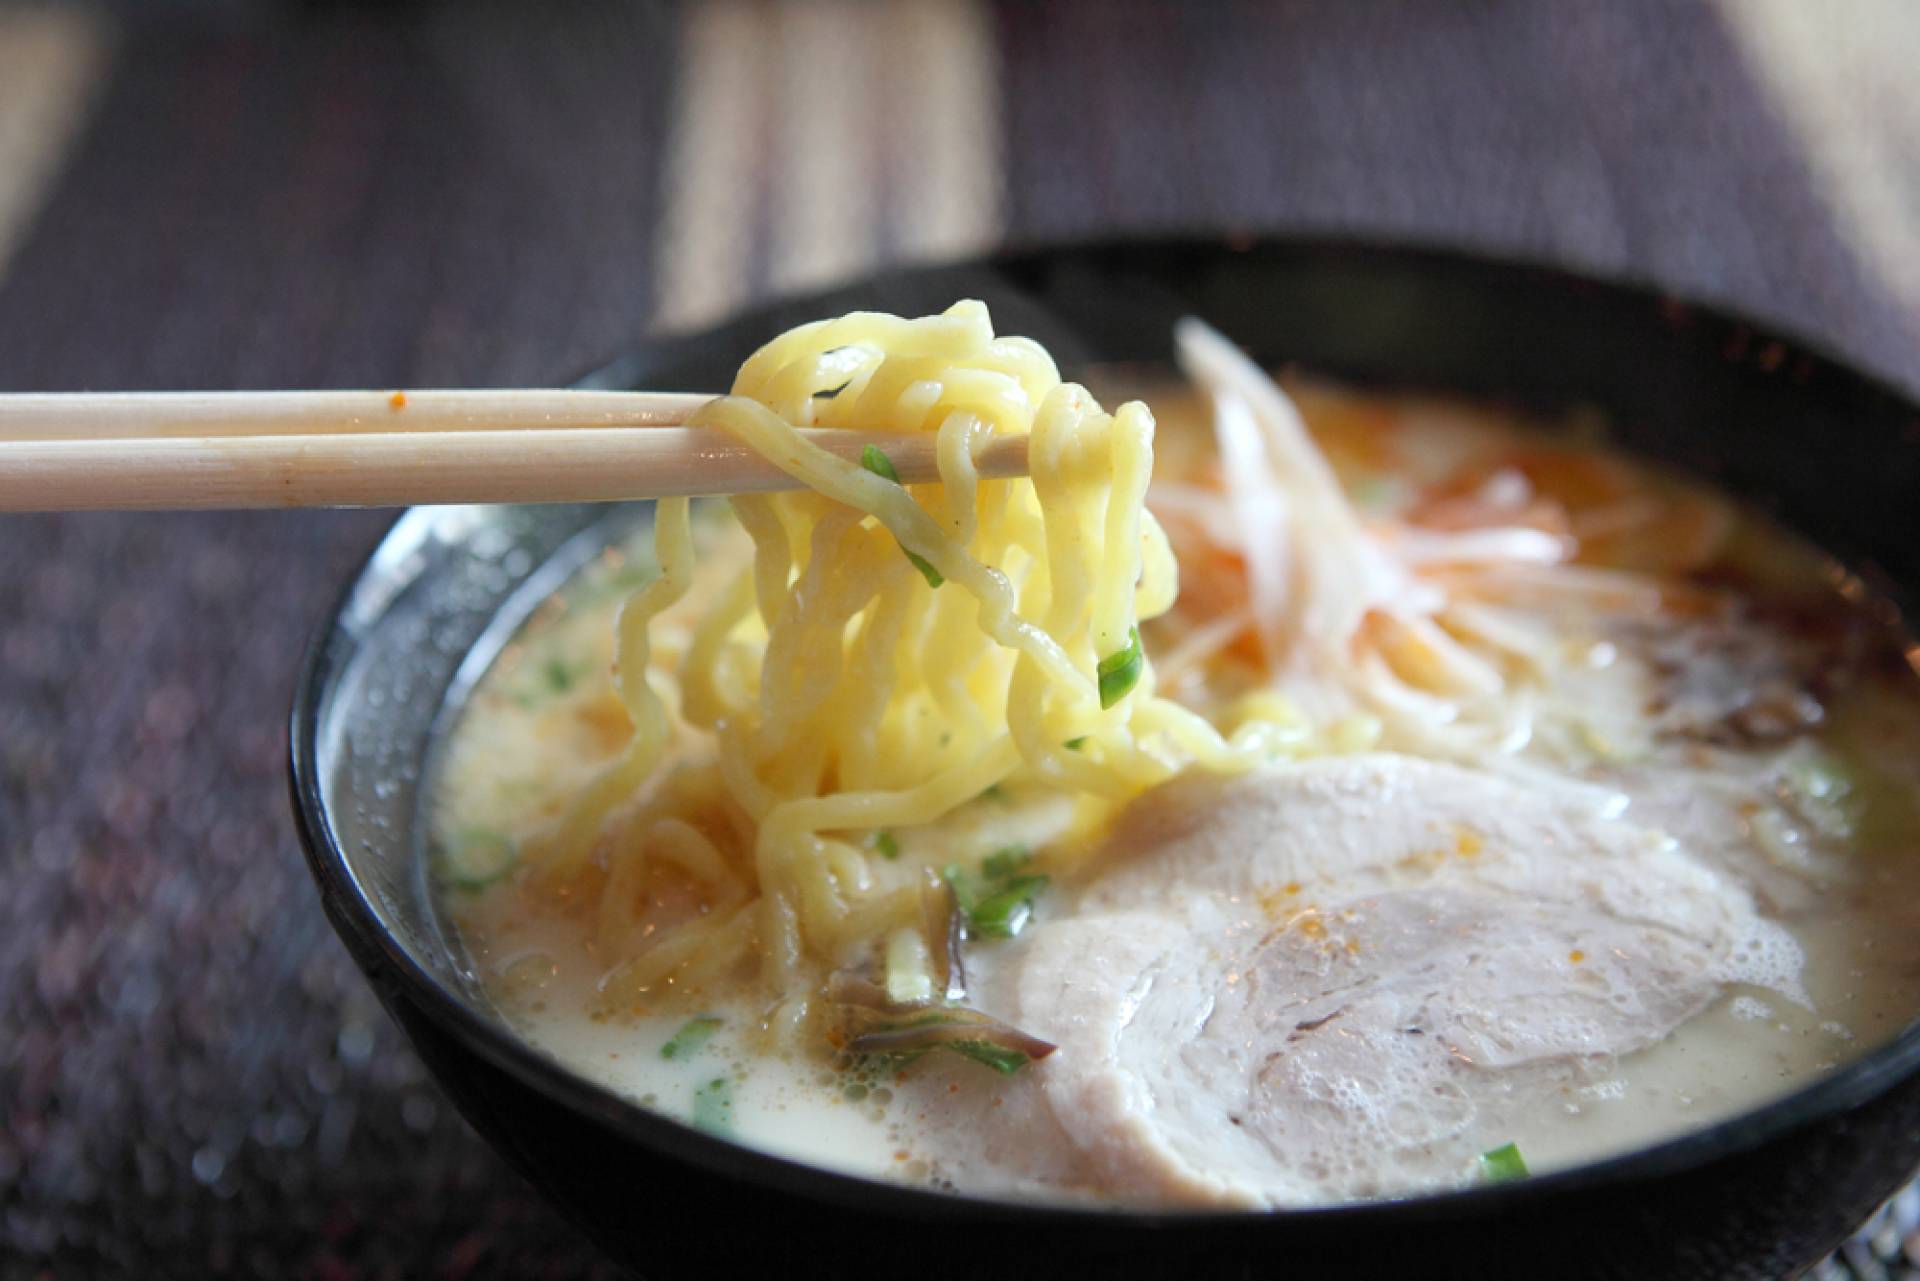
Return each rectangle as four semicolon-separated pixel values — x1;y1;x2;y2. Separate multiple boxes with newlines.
1173;318;1656;759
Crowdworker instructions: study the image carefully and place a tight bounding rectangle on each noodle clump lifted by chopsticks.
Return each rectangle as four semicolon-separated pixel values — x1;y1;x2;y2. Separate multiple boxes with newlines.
527;301;1293;1029
523;300;1607;1035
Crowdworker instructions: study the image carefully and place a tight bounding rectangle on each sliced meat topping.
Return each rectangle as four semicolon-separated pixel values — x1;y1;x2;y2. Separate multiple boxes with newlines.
1004;755;1798;1206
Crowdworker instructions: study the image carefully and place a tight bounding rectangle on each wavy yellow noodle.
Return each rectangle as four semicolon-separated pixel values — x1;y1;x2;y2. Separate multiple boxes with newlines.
533;300;1281;1015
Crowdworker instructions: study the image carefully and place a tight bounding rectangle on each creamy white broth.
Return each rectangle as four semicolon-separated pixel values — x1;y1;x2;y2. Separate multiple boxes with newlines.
432;379;1920;1205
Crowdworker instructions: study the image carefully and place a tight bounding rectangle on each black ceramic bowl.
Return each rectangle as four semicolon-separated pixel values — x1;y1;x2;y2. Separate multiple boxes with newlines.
292;239;1920;1281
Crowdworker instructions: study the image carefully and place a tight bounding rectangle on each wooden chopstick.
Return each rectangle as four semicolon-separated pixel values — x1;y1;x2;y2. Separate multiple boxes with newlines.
0;389;712;439
0;391;1030;511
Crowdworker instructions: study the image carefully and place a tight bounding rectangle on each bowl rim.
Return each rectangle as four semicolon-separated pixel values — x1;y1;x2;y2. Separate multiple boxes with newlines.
290;232;1920;1226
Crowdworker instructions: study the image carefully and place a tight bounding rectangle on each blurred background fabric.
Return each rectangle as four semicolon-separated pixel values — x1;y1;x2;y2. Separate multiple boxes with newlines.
1;1;1918;1276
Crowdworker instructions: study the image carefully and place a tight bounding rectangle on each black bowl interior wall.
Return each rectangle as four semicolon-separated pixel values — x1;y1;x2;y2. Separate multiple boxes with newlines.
293;239;1920;1281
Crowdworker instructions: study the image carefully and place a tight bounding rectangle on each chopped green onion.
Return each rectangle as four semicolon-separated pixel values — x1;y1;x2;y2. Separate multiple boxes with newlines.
692;1077;734;1134
976;782;1006;804
859;445;944;587
981;845;1031;880
859;444;901;482
1097;627;1144;709
945;1040;1034;1075
968;875;1047;938
541;658;576;694
944;857;1046;939
1480;1142;1529;1182
942;862;974;910
837;1001;1055;1073
661;1015;723;1060
904;551;945;589
837;998;1059;1075
1063;736;1088;751
445;829;517;891
872;830;900;860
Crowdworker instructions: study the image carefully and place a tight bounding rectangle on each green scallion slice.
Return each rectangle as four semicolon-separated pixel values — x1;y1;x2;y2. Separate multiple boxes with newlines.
941;862;976;912
943;847;1047;938
981;845;1031;880
1480;1142;1529;1182
692;1077;734;1134
859;443;901;482
904;551;945;589
1063;736;1088;751
859;444;944;587
872;830;900;861
968;875;1047;939
1097;627;1144;709
661;1015;723;1061
945;1040;1033;1075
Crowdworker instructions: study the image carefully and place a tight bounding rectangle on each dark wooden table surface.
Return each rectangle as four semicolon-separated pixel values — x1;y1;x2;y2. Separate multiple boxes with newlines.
1;2;1916;1276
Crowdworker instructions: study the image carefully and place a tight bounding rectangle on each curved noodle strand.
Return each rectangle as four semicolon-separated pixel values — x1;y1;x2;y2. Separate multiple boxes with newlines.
529;302;1273;1012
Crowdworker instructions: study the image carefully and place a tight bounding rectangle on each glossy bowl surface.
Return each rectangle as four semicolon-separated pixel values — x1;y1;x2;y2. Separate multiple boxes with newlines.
292;239;1920;1281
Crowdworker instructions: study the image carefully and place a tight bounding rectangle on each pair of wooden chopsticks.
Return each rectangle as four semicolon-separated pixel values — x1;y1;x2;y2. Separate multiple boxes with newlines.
0;390;1029;511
